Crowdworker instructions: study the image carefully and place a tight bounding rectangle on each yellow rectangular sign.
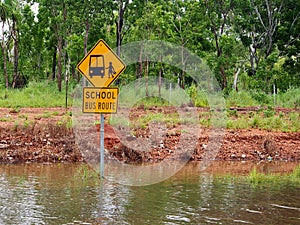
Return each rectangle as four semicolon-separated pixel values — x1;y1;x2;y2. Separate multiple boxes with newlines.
83;87;118;114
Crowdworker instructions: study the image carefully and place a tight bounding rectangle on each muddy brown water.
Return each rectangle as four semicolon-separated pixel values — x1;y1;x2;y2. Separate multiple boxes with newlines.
0;162;299;224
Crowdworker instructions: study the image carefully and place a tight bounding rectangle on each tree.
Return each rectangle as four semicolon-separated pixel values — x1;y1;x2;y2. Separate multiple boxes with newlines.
129;1;175;93
116;0;129;56
250;0;283;82
18;4;36;83
276;0;300;90
0;0;24;89
37;0;70;91
10;0;21;88
201;0;236;90
0;1;9;88
234;0;296;92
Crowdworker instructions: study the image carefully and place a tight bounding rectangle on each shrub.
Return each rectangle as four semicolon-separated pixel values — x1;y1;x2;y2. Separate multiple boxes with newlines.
186;84;209;107
226;90;259;107
277;88;300;108
250;90;273;105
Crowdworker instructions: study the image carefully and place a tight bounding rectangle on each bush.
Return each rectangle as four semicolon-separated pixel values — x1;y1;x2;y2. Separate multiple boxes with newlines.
226;90;259;107
186;84;209;107
250;90;273;105
277;88;300;108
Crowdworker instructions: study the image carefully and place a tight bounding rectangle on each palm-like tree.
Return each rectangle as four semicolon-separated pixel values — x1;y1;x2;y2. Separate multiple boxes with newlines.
0;0;20;88
6;0;20;88
0;2;9;88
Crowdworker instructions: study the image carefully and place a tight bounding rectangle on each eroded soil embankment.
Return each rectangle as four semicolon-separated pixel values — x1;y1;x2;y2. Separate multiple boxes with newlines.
0;107;300;163
104;126;300;163
1;124;300;164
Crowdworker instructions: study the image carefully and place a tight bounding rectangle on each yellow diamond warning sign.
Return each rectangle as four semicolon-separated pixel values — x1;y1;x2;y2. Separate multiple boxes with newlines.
83;87;119;114
77;39;126;87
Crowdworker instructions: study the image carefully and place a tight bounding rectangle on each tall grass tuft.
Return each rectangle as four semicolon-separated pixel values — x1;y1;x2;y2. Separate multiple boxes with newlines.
226;90;260;107
290;165;300;179
248;168;264;185
0;80;72;108
277;88;300;108
186;84;209;107
248;165;300;186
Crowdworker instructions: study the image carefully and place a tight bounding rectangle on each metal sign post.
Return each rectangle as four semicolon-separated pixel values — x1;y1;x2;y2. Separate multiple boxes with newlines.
100;114;105;178
76;39;126;180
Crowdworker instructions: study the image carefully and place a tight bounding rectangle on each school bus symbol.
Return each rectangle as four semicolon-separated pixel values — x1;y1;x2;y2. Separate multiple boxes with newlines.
76;39;126;87
89;55;105;78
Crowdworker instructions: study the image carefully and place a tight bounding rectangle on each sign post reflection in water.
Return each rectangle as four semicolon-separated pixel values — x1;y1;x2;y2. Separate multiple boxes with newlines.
76;39;125;178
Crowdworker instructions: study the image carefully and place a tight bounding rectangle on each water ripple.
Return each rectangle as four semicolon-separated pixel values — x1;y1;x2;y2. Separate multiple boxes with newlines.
270;204;300;211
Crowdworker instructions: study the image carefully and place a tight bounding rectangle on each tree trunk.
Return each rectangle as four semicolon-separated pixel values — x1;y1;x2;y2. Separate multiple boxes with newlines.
220;65;227;90
137;45;143;79
116;8;122;56
82;19;89;87
145;56;149;97
233;67;240;91
213;27;227;89
158;55;162;97
2;45;8;88
65;56;70;109
52;47;57;80
2;22;8;88
249;45;256;76
116;0;129;56
12;17;19;88
70;64;77;82
115;0;129;85
84;19;89;55
180;43;185;89
57;35;63;92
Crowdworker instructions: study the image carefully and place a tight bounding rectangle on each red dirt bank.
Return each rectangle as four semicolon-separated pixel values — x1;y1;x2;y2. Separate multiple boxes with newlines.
0;107;299;163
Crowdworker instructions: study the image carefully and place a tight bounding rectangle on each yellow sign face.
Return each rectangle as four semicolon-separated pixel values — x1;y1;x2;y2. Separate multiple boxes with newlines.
83;87;119;114
76;39;126;87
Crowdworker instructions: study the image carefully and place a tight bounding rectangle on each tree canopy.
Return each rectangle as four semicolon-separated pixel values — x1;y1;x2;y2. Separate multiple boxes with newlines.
0;0;299;94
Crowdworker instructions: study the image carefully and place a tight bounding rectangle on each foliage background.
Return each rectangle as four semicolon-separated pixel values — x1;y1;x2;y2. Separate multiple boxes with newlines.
0;0;299;107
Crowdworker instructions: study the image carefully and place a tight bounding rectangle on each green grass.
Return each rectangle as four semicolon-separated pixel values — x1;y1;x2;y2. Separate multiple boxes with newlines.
277;88;300;108
119;83;193;108
134;112;180;129
198;109;299;132
224;88;300;108
226;90;260;107
133;97;170;109
0;80;300;110
225;110;300;132
73;164;99;181
247;166;300;186
0;116;12;122
290;165;300;180
1;81;299;132
40;111;60;118
216;165;300;188
56;113;73;129
1;81;300;109
186;84;209;107
125;109;299;132
0;81;72;108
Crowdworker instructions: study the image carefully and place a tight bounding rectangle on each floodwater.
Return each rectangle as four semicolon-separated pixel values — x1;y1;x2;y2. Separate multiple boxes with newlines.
0;162;299;225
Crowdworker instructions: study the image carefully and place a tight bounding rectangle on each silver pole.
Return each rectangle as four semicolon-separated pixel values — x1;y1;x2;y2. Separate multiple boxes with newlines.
169;83;172;105
273;83;276;106
100;113;105;178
